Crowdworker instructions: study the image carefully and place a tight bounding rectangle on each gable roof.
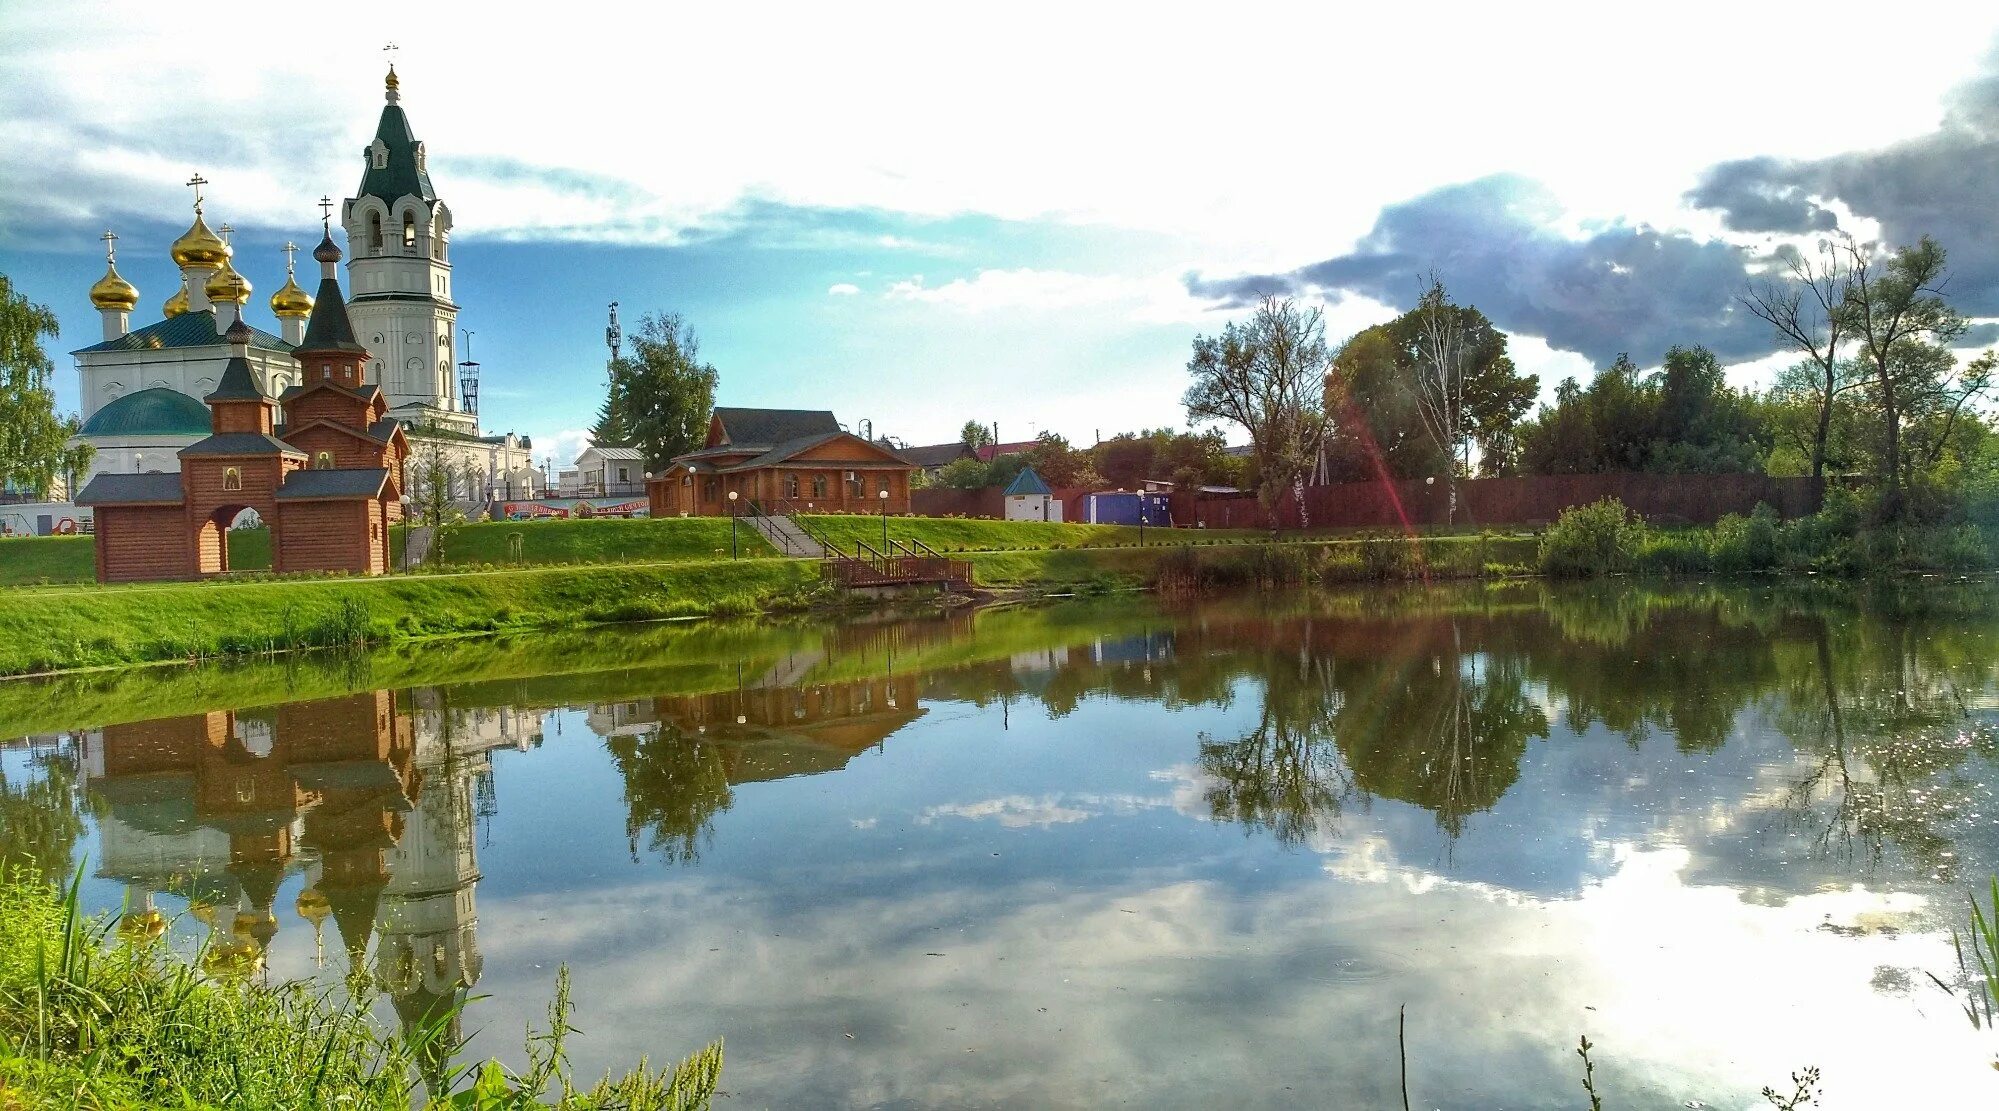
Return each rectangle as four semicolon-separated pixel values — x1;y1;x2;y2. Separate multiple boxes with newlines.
578;445;645;462
671;430;914;474
181;433;304;458
1004;466;1052;496
285;416;398;447
78;388;212;438
901;441;977;468
277;468;390;500
975;440;1039;463
72;311;292;356
712;408;841;447
75;472;184;506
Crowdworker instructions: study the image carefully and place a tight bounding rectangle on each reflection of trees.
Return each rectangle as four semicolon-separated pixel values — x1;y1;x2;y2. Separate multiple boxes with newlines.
1771;615;1999;882
1339;640;1546;837
1200;653;1354;847
604;726;733;865
0;741;85;880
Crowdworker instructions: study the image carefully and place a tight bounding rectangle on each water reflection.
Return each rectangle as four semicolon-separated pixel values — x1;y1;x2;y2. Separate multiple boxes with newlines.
6;584;1999;1105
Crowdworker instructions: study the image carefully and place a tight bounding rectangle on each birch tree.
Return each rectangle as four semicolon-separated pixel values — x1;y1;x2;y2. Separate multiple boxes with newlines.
1841;237;1966;516
1408;277;1471;522
1740;238;1864;481
1184;295;1332;528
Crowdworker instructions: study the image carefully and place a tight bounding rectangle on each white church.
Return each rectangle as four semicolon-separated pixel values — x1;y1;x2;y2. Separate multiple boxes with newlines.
71;66;539;500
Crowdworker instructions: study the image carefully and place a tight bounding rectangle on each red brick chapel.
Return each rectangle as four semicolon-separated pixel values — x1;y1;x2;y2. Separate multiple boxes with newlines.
77;232;409;581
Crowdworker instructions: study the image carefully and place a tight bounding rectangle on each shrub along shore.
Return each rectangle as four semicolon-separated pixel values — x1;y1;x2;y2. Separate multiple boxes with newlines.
2;499;1993;677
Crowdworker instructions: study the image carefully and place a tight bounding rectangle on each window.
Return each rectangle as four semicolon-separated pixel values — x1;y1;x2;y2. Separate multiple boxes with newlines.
847;473;864;499
811;474;828;499
432;224;445;260
785;474;800;498
368;212;383;253
321;364;330;378
616;466;629;483
402;214;416;250
703;478;719;501
222;467;242;492
370;140;387;169
315;452;334;469
879;476;891;496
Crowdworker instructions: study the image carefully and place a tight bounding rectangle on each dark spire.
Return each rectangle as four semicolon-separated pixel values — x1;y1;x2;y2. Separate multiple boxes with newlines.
356;76;437;206
206;351;267;402
297;272;369;355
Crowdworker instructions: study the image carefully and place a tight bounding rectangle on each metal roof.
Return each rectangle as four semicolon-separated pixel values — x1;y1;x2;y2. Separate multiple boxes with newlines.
1004;466;1052;496
181;433;304;457
75;472;185;506
356;102;437;206
277;467;390;500
77;388;211;437
72;310;292;355
712;407;841;446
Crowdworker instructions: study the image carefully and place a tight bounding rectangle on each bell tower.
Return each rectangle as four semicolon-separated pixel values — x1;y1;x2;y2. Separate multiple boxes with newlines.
340;62;467;432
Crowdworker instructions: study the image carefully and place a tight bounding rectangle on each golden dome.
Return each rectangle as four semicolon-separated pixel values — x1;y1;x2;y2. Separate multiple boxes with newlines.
118;908;168;942
200;936;265;979
204;256;251;304
163;279;191;318
270;273;313;318
385;65;399;92
170;211;229;268
90;263;139;311
295;887;331;923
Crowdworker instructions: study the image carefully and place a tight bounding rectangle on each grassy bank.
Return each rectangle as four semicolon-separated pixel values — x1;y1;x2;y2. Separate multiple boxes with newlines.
0;873;720;1110
801;513;1265;553
0;530;270;586
0;558;820;676
418;517;778;568
967;533;1541;591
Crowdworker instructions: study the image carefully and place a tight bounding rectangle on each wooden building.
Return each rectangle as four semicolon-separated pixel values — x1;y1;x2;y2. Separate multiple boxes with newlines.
647;408;917;517
75;233;408;581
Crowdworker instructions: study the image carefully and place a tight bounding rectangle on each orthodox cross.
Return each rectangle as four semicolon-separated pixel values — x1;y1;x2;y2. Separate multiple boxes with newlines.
185;172;208;213
101;229;118;264
318;195;334;233
219;222;234;246
383;42;398;66
282;241;298;276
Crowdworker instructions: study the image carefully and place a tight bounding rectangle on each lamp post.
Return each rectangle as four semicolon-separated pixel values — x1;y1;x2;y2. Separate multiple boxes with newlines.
1138;489;1146;546
878;486;890;553
728;489;739;559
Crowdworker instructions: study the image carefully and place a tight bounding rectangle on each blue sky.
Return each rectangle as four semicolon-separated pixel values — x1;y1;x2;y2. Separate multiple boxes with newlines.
6;2;1998;467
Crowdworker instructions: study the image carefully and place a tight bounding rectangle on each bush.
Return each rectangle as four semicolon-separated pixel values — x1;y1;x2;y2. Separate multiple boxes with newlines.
1636;532;1711;576
1539;498;1646;578
1709;503;1781;574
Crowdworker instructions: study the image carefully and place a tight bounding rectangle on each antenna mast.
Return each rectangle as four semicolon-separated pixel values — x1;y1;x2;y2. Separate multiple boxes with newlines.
457;329;480;416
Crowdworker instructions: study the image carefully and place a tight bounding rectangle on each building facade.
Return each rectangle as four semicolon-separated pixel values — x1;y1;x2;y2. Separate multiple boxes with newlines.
68;67;535;500
647;407;917;517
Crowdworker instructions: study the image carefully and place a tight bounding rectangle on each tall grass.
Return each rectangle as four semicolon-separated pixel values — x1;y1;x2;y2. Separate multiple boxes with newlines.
0;869;720;1109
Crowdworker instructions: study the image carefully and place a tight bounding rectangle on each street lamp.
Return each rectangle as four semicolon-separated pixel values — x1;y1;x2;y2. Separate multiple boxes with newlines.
878;486;890;552
728;489;739;559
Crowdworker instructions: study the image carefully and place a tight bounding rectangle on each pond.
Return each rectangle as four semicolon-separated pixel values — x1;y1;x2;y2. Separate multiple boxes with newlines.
5;582;1999;1108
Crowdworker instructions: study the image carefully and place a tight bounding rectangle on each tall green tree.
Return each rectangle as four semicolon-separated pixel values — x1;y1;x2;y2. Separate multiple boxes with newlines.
0;275;91;498
594;312;719;472
960;420;994;449
1515;346;1769;476
1185;295;1333;525
1323;287;1536;488
1840;237;1968;515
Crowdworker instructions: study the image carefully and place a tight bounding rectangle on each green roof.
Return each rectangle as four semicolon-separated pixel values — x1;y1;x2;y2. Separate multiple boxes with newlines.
357;103;437;206
1005;466;1052;496
78;387;212;437
72;310;291;355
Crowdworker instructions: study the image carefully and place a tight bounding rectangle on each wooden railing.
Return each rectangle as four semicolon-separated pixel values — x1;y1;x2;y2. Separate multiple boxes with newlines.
821;555;973;588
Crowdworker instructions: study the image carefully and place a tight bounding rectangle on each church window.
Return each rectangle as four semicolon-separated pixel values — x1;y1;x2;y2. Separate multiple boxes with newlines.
432;222;445;261
847;473;864;499
703;478;719;501
402;214;416;250
321;364;330;378
879;475;892;496
368;212;384;253
785;474;800;498
812;474;828;499
316;452;334;469
370;140;387;170
222;467;242;492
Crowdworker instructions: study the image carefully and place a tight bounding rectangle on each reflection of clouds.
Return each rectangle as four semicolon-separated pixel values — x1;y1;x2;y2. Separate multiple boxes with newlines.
460;846;1997;1109
917;792;1170;829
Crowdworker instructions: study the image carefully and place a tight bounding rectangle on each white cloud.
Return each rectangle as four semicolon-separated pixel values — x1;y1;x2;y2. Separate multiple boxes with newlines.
827;282;861;296
539;428;595;471
885;267;1222;324
8;2;1990;259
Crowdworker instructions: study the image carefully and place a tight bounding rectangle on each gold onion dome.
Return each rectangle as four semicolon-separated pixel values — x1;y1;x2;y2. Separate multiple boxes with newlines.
163;279;191;318
204;256;251;304
170;211;229;268
270;272;313;318
118;908;168;942
90;263;139;311
385;65;399;92
295;887;331;923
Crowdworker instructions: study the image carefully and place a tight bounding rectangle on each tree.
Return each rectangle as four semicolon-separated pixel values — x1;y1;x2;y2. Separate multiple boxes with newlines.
406;439;466;533
594;312;718;472
1323;286;1535;490
0;274;91;498
933;456;992;490
1025;432;1102;488
960;420;994;449
1184;295;1333;526
1515;347;1769;476
1741;239;1864;480
1840;237;1967;515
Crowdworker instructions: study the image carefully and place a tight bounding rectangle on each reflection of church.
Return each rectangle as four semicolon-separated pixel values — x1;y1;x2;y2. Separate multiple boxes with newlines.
79;688;540;1083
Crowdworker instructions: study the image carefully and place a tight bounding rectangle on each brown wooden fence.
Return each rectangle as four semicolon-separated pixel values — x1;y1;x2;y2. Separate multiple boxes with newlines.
1179;473;1825;531
911;487;1005;518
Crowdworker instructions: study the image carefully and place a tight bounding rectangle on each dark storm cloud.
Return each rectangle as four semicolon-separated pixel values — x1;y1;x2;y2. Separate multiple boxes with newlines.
1188;174;1764;366
1192;51;1999;367
1686;61;1999;318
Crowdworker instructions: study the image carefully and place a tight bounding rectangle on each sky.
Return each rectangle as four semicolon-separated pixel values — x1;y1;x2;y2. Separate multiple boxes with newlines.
4;1;1999;468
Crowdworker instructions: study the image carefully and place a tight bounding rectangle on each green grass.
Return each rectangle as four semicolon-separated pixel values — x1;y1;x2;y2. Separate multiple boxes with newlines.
423;517;778;568
964;534;1541;591
0;871;721;1109
800;514;1265;554
1;531;272;586
0;558;823;677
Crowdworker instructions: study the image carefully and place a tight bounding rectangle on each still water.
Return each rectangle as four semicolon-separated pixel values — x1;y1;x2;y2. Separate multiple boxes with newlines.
6;583;1999;1108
